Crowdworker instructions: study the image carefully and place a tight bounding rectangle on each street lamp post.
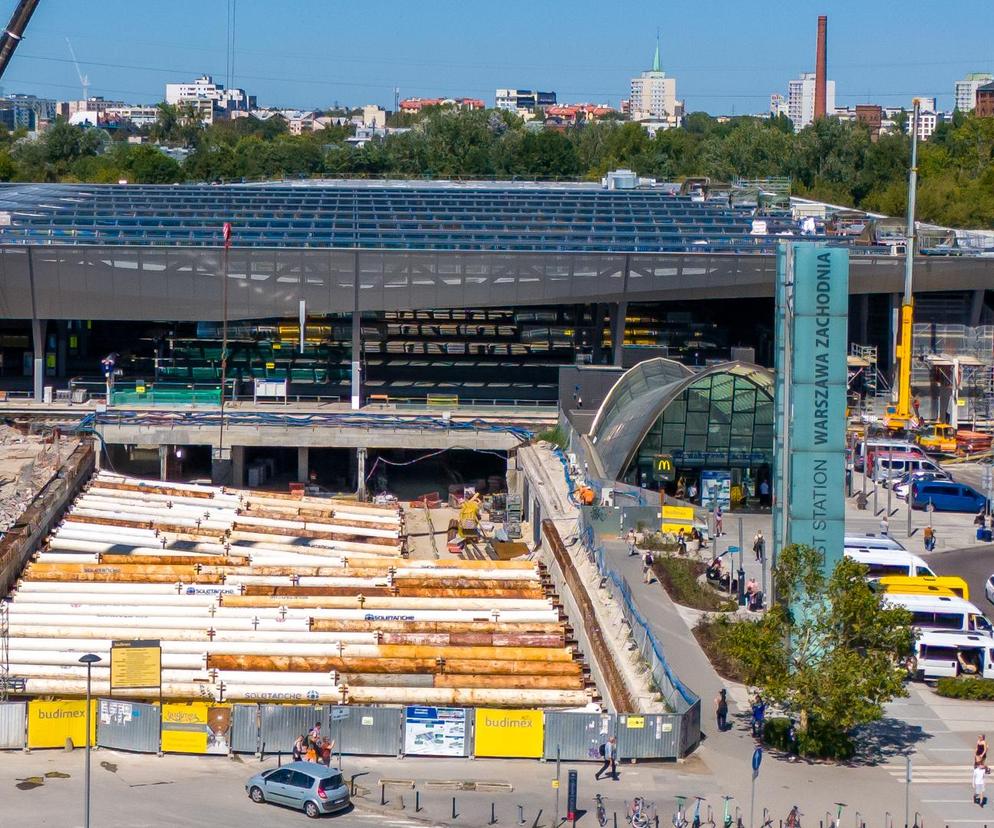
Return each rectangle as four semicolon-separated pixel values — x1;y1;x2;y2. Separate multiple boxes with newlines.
79;653;101;828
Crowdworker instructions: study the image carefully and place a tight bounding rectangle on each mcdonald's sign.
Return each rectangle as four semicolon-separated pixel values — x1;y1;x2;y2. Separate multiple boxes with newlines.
652;454;675;483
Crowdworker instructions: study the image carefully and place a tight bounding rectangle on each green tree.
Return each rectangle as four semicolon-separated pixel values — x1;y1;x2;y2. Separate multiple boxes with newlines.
721;545;915;742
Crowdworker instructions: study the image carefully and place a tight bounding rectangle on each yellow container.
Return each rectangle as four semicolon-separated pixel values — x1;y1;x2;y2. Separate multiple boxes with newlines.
874;575;969;601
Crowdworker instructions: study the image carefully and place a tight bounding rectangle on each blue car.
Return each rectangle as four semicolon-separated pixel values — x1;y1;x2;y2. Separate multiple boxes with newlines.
910;480;989;513
246;761;351;818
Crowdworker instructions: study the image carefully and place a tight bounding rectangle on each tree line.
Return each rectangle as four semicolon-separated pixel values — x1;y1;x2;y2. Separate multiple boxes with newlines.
1;102;993;228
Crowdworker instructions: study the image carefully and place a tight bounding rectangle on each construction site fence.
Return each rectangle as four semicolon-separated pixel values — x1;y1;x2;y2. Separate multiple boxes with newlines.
580;515;703;756
0;700;686;762
0;440;94;597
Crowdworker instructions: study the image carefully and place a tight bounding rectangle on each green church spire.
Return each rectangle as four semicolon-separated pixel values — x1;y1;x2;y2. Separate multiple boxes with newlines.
652;31;660;72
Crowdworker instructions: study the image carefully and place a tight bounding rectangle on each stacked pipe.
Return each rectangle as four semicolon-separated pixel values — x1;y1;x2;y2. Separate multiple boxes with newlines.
5;472;593;707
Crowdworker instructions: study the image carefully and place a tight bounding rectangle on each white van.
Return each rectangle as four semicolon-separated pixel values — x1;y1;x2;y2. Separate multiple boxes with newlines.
885;593;993;635
844;534;906;552
912;630;994;680
845;548;934;578
856;439;915;472
873;456;944;484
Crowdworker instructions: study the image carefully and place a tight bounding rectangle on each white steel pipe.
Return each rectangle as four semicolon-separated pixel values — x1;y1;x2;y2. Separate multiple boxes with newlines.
7;614;312;632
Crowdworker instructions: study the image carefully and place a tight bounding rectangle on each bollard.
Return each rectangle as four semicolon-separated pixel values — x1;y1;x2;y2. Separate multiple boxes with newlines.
613;813;618;828
380;783;386;806
416;790;421;813
519;805;525;825
532;808;543;828
490;802;497;825
453;796;458;820
350;775;357;796
399;795;405;811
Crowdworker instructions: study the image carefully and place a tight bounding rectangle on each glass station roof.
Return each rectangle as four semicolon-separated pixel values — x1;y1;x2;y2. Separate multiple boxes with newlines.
0;182;885;253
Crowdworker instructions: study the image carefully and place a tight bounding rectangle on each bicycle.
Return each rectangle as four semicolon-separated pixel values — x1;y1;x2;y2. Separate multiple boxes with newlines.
692;796;705;828
785;805;802;828
595;793;608;828
760;808;773;828
672;796;688;828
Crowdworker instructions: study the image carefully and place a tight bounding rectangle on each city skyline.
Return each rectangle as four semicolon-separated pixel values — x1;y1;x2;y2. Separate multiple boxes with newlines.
3;0;994;114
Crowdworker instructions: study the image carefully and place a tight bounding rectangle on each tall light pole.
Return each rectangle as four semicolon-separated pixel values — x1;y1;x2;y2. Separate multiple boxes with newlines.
79;653;101;828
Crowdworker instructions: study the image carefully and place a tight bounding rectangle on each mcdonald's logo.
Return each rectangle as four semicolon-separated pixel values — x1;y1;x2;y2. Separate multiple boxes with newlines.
652;454;675;483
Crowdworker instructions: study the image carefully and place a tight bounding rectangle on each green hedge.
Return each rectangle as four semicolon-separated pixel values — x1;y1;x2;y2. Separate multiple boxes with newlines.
693;614;745;682
936;677;994;700
652;557;737;612
763;717;855;761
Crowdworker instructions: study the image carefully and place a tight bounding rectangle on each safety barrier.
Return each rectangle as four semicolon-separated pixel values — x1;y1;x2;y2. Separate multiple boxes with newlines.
0;702;26;750
96;700;160;753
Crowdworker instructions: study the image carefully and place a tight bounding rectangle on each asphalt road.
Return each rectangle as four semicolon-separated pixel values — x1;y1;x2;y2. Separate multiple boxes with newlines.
925;542;994;617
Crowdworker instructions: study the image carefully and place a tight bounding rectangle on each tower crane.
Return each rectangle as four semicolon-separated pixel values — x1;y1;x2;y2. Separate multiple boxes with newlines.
66;36;88;101
0;0;41;80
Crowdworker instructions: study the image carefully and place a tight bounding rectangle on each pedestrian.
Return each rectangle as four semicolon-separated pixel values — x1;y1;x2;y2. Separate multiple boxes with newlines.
308;720;322;752
688;482;698;502
642;549;654;584
753;530;765;562
627;528;638;556
321;737;335;766
923;525;935;552
974;763;987;806
291;734;306;762
759;479;770;508
976;734;989;770
714;506;724;537
595;736;617;781
880;515;889;536
715;688;728;732
677;529;688;556
750;692;766;739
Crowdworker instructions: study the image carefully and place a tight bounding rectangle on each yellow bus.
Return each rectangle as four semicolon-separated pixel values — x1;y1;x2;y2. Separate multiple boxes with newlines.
872;575;969;601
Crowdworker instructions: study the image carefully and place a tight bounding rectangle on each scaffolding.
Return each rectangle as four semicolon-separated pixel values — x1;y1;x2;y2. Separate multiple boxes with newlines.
0;598;9;703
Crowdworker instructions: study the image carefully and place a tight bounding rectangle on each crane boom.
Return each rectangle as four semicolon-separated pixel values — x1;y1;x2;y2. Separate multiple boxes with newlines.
0;0;41;81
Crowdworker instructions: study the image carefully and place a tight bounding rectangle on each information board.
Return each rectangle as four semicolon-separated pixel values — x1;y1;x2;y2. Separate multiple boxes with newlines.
110;640;161;690
403;706;467;757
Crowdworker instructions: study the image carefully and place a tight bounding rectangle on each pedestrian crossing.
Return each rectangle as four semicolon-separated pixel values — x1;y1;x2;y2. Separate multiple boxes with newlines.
884;763;972;786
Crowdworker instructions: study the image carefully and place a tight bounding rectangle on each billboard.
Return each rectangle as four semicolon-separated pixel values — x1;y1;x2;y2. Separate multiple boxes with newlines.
773;243;848;577
403;706;467;757
27;700;96;749
473;708;544;758
110;640;161;691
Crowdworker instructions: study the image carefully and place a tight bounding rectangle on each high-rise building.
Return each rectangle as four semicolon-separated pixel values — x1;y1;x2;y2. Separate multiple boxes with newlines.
628;39;682;127
165;75;255;123
954;73;993;112
786;72;836;131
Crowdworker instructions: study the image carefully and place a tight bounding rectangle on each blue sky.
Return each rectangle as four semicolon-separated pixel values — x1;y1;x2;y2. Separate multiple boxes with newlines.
5;0;994;114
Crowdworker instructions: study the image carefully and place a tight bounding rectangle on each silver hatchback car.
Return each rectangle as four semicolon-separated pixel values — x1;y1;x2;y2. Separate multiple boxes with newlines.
246;761;351;818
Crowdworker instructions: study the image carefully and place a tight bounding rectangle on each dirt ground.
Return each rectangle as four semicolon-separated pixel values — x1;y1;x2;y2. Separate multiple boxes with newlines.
0;424;78;535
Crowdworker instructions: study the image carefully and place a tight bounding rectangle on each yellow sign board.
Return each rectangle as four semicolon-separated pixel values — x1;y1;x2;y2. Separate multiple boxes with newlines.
265;362;276;370
111;640;161;690
662;505;694;522
28;700;96;749
473;708;544;758
135;385;146;394
625;716;646;729
551;779;560;789
161;702;209;754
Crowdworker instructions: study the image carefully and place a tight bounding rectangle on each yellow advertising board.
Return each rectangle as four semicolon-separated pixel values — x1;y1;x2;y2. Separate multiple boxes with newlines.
111;640;161;690
473;708;544;758
161;702;208;754
27;700;96;749
661;503;694;535
625;716;646;729
160;702;232;755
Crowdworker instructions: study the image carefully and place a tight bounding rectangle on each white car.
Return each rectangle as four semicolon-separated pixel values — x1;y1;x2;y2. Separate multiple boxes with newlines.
986;574;994;605
892;470;951;500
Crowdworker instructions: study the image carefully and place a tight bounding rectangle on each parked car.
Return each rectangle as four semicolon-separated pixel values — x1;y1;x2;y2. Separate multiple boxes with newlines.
986;573;994;605
892;470;952;500
910;480;989;513
246;762;351;819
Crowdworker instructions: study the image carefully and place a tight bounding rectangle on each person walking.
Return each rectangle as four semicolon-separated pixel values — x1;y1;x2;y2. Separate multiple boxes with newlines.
923;524;936;552
715;689;729;732
974;763;987;806
759;479;770;508
753;530;765;563
291;734;306;762
642;549;655;584
627;528;638;556
714;506;724;537
595;736;617;781
976;734;989;770
750;692;766;739
880;515;889;536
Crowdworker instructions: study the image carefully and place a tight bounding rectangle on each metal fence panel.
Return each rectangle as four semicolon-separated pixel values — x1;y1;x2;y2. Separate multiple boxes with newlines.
0;702;26;750
615;713;679;760
543;711;614;761
259;705;326;756
330;706;402;757
680;700;701;756
230;705;260;754
96;700;160;753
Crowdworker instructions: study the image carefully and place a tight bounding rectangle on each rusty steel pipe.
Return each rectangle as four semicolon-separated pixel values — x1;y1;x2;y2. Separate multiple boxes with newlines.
431;674;583;690
306;619;563;635
207;654;582;676
97;554;250;567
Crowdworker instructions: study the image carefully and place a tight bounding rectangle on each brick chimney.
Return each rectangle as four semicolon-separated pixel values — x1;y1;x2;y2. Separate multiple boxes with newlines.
814;15;827;119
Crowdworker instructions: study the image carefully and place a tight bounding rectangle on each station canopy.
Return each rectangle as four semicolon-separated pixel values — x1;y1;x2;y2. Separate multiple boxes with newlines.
589;358;775;482
0;181;884;254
